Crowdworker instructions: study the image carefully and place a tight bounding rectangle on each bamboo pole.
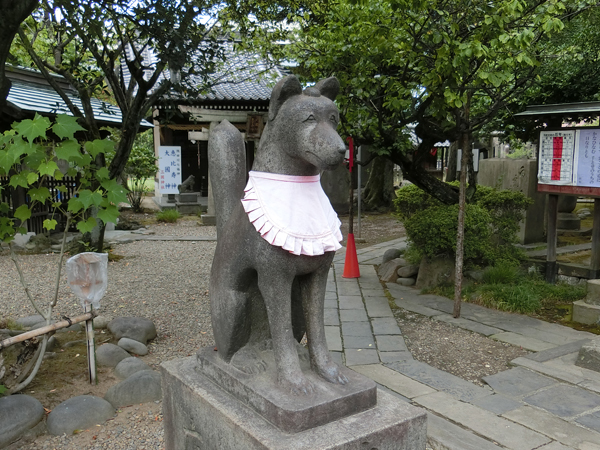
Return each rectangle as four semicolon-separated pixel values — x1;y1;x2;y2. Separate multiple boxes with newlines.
84;304;97;385
0;311;96;350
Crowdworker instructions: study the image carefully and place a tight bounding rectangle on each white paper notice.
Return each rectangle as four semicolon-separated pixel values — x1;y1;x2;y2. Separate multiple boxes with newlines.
158;146;182;194
574;129;600;188
538;130;575;185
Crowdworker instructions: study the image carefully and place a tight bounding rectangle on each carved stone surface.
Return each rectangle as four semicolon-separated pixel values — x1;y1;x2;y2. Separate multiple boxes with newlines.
161;357;427;450
196;347;376;433
206;76;348;396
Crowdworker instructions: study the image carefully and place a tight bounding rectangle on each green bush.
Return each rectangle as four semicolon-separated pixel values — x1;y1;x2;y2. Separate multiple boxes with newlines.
156;209;181;223
481;261;521;284
403;203;492;266
477;283;542;313
396;183;531;266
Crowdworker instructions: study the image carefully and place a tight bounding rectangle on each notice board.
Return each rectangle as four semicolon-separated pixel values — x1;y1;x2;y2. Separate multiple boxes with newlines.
537;128;600;197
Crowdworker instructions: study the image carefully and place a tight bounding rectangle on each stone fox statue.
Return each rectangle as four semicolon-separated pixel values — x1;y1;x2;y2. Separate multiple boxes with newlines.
207;75;347;395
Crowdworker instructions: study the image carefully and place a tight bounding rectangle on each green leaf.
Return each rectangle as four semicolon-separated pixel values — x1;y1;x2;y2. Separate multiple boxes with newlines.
9;172;29;189
101;179;128;205
43;219;58;231
76;217;98;234
55;140;82;163
97;204;119;225
27;172;39;184
95;167;110;180
14;113;51;144
14;205;32;222
78;189;95;209
85;139;115;158
38;160;60;177
0;150;17;173
28;187;51;203
67;198;84;213
52;115;86;140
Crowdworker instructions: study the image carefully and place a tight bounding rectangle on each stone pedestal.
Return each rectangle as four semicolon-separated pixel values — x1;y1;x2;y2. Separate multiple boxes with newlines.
573;280;600;325
161;356;427;450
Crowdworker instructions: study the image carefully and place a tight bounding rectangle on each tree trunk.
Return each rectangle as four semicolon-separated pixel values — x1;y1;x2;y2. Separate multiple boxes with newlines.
0;0;38;109
453;131;469;318
363;156;394;211
446;141;459;182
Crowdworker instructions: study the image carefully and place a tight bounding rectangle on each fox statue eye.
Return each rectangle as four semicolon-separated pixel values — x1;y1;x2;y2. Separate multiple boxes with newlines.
330;115;338;124
305;114;316;122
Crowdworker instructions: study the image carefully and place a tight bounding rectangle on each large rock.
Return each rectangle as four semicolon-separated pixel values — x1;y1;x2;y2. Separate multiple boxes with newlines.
377;258;407;283
382;248;402;264
104;370;162;408
415;256;455;289
118;337;148;356
576;338;600;372
108;317;157;344
114;357;152;380
0;394;44;448
46;395;115;436
93;315;111;330
397;277;416;287
96;343;131;367
397;264;419;278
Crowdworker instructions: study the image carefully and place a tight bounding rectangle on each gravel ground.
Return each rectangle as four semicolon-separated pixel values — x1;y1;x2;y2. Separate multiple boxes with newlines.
1;215;518;449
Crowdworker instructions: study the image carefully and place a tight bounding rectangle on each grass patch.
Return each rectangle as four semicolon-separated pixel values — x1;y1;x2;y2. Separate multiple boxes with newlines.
156;209;181;223
0;318;24;330
425;263;586;315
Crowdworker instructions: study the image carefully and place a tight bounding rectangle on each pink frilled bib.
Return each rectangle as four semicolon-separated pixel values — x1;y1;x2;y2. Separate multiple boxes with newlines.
241;171;343;256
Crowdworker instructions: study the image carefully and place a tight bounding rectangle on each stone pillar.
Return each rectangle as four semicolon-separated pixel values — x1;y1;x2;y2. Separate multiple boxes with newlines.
200;121;219;226
573;279;600;324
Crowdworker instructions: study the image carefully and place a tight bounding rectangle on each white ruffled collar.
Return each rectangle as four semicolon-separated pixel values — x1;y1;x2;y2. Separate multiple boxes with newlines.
241;171;342;256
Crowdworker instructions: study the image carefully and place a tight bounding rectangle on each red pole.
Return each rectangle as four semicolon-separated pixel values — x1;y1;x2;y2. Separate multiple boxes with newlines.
343;136;360;278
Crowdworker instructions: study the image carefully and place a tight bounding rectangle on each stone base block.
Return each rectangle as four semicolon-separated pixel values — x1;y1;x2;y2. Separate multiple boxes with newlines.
201;214;216;226
161;357;427;450
176;203;202;215
576;337;600;372
179;192;198;203
557;213;581;230
573;300;600;325
196;347;376;433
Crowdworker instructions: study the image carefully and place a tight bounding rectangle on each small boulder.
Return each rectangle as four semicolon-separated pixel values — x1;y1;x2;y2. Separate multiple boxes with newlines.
104;370;162;408
382;248;402;264
416;256;455;289
96;343;131;367
118;337;148;356
114;357;151;379
397;264;419;278
15;315;44;328
0;394;44;448
377;258;407;283
93;315;111;330
46;395;114;436
396;277;416;287
465;270;485;282
108;317;157;344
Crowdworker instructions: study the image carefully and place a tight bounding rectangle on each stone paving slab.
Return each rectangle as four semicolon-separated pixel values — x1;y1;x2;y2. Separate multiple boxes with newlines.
482;367;557;398
490;331;558;352
343;335;376;349
375;335;408;352
339;309;368;322
379;351;413;363
350;364;435;399
392;300;444;317
344;349;379;366
371;317;402;335
414;391;552;450
324;308;340;326
324;299;337;309
576;410;600;434
537;442;573;450
433;314;503;336
364;299;395;318
470;393;523;415
426;413;504;450
504;406;600;448
341;321;372;337
325;326;342;352
524;384;600;418
511;356;587;386
386;360;491;403
338;295;364;309
525;339;591;363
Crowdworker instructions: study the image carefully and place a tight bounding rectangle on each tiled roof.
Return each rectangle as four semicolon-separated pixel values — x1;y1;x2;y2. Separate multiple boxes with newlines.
6;70;152;128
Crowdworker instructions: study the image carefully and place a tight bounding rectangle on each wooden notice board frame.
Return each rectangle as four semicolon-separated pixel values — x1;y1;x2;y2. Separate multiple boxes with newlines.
536;127;600;282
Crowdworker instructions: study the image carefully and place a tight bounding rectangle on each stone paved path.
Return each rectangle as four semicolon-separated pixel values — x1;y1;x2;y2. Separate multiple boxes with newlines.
330;237;600;450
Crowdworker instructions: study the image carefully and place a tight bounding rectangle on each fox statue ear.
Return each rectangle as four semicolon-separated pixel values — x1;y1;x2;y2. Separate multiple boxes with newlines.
314;77;340;101
268;75;303;121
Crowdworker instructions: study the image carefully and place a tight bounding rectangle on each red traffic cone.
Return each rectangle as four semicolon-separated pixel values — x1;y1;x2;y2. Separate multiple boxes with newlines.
343;233;360;278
